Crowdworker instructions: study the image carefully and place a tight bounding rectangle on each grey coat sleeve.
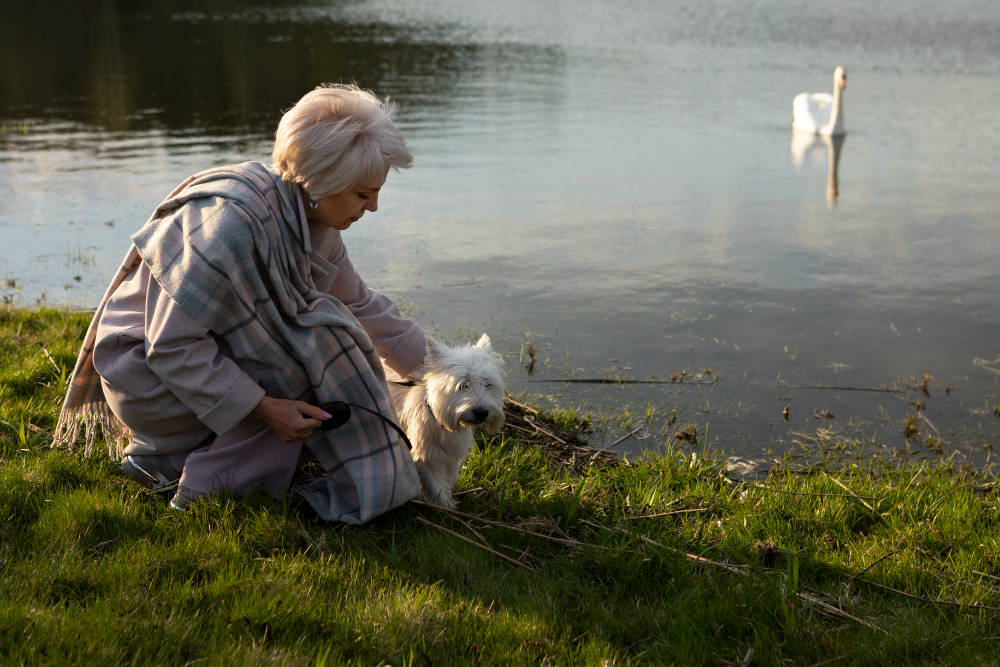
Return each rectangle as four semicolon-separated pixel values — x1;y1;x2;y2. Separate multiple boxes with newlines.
144;275;266;436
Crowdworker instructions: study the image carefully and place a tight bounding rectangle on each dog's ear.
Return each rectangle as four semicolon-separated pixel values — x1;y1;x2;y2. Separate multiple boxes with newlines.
424;336;445;362
474;333;493;350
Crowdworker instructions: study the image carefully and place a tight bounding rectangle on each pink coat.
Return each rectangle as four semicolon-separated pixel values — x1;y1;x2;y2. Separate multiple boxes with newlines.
93;216;426;499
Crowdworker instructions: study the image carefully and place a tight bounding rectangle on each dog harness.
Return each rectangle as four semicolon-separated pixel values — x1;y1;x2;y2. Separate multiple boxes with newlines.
423;393;445;428
389;380;444;429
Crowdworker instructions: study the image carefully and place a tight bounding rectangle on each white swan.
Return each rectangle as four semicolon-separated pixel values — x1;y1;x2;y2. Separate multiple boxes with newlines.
792;66;847;136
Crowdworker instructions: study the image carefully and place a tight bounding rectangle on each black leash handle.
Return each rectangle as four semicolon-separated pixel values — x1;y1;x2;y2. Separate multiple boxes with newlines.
317;400;412;451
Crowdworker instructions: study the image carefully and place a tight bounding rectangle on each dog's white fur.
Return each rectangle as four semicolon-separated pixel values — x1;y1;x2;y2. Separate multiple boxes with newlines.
389;334;505;508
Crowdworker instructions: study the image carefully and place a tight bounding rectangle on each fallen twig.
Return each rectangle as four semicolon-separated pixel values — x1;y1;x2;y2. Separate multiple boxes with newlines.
523;416;568;444
823;472;875;511
411;499;613;550
502;398;620;468
504;422;538;437
621;636;650;653
414;515;536;572
850;549;899;582
637;534;750;575
504;396;539;414
525;378;715;386
778;384;900;394
525;378;901;393
972;570;1000;584
451;515;488;543
928;482;973;510
623;508;710;520
40;345;61;374
218;501;240;524
744;484;876;501
593;527;890;634
611;428;642;447
737;647;754;667
585;516;960;625
919;412;941;436
798;591;884;633
804;655;848;667
854;576;1000;611
580;519;732;568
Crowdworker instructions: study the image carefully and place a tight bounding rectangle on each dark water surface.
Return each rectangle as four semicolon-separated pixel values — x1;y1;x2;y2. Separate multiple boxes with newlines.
3;0;999;463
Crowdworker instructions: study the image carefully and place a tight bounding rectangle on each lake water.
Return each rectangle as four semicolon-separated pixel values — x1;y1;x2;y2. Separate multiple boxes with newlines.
2;0;999;465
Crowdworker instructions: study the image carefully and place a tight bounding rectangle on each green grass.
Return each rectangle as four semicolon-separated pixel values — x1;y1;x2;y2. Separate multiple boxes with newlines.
2;306;1000;665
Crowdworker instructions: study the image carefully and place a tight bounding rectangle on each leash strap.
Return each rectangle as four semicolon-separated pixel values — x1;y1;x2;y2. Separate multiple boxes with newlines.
345;402;413;451
319;401;413;451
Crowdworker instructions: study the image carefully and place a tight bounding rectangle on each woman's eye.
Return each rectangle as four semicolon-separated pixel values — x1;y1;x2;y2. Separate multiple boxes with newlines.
358;194;370;200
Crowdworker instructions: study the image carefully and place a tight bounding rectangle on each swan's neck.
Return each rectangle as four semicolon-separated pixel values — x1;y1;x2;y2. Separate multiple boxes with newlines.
827;81;845;135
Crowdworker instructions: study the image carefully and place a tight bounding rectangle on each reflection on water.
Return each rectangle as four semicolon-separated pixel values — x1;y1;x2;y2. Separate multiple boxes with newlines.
791;132;845;208
1;0;535;136
2;0;1000;464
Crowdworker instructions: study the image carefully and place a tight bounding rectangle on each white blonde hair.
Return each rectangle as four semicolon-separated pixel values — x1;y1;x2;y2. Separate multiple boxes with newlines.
272;83;413;199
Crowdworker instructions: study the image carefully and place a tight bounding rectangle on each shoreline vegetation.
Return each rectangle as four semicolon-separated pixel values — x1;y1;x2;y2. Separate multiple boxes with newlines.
2;307;1000;665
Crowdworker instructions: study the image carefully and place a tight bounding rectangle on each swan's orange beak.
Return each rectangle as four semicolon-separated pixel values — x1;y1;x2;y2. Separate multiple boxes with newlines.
839;76;846;89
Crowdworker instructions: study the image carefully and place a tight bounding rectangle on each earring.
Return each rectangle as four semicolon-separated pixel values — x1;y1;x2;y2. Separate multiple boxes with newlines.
308;200;319;210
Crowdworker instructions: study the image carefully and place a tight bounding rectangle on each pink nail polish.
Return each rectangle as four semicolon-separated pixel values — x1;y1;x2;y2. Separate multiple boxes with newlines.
322;412;332;419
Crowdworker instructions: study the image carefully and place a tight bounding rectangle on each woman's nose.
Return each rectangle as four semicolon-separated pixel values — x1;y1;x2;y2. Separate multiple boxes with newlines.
365;194;379;212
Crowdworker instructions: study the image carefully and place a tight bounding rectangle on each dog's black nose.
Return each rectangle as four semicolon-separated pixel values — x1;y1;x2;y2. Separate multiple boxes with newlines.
472;407;489;423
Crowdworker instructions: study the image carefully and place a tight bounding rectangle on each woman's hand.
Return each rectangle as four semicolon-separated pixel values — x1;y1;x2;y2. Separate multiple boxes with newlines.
251;395;329;443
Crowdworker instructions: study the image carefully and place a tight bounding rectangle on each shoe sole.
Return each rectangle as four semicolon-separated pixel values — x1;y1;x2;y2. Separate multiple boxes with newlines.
121;456;179;494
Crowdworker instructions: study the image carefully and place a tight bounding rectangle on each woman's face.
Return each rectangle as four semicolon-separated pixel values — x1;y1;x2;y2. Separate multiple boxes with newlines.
309;175;386;231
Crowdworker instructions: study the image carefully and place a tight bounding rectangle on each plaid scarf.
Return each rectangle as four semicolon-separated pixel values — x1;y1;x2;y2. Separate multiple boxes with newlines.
55;161;420;523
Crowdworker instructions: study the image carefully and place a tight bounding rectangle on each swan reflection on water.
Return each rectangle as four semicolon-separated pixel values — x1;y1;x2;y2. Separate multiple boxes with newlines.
791;131;846;208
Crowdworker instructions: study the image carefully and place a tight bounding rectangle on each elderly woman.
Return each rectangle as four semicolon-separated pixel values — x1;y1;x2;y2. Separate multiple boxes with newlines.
56;84;425;523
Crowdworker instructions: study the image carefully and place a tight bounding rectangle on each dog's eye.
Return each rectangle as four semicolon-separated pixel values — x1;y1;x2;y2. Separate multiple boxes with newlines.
484;383;492;389
459;381;470;390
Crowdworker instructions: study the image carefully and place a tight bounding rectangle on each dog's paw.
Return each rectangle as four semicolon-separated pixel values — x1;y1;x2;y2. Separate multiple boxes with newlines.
419;490;457;509
434;494;458;510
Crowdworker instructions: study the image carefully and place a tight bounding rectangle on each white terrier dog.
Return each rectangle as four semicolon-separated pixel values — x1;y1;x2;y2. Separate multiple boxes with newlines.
389;334;505;507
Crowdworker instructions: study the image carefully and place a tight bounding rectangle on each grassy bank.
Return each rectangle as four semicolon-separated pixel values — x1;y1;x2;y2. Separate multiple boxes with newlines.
2;307;1000;666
